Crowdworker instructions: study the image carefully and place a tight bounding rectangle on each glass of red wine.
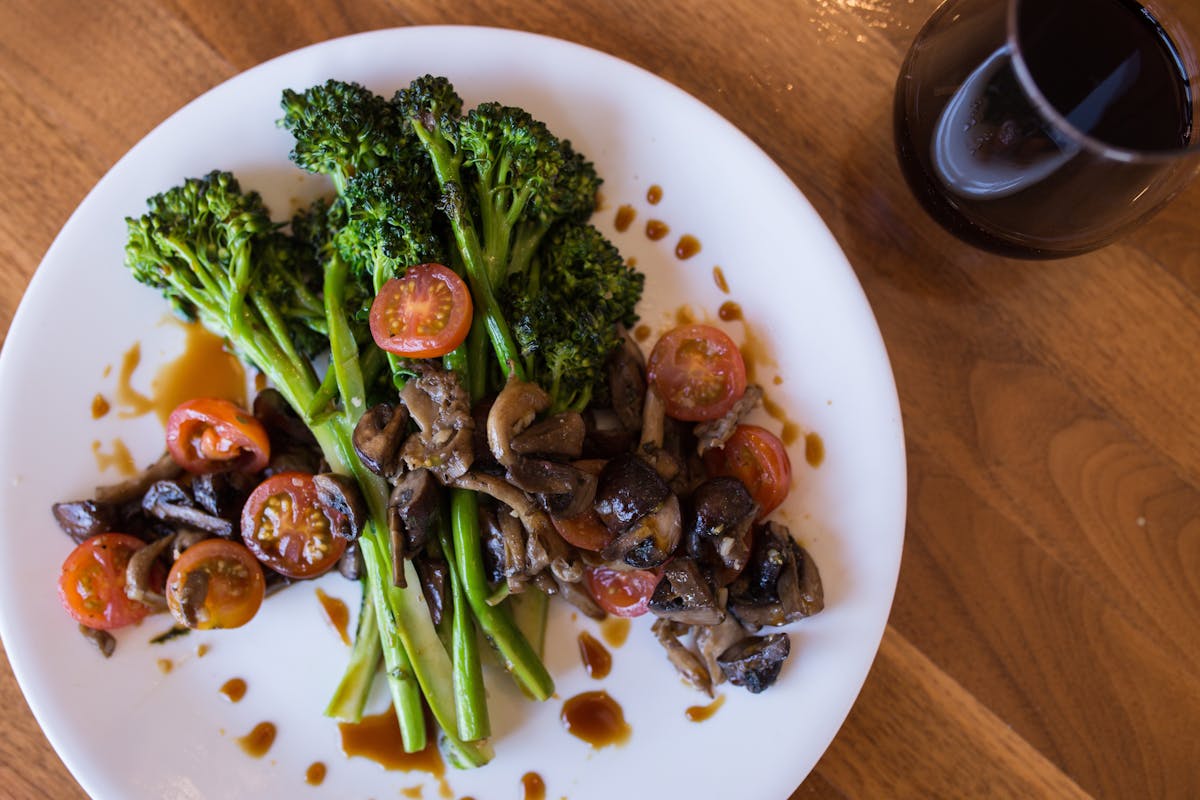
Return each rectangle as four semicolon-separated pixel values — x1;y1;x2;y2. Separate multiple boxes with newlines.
894;0;1200;258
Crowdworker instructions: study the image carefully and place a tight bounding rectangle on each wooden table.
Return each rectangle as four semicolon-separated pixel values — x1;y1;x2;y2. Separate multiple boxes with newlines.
1;1;1197;797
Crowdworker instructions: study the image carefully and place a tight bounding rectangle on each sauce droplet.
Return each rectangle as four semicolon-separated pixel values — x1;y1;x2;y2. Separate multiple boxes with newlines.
156;658;173;674
316;588;351;645
114;343;154;418
305;762;327;786
254;371;268;393
401;788;422;799
339;706;452;797
805;432;825;467
220;677;247;703
633;324;651;342
521;772;546;800
614;204;636;232
674;305;696;325
599;616;630;648
561;691;631;748
675;235;701;260
645;219;670;241
761;393;801;446
90;394;111;419
196;643;210;657
685;694;726;722
647;185;663;204
577;631;612;679
718;301;743;322
236;722;276;758
91;439;137;476
712;266;730;294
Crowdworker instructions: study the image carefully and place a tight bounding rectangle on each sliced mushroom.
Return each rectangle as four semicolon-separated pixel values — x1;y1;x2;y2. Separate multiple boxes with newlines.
387;469;441;587
651;618;713;697
78;624;116;658
171;528;210;561
415;555;449;627
593;453;671;534
694;384;764;456
94;452;183;505
125;532;177;611
686;477;758;580
353;402;410;478
52;500;119;544
338;539;364;581
601;492;682;570
696;613;749;687
175;568;210;628
648;557;724;626
511;412;586;459
728;523;824;628
398;365;475;482
508;458;597;520
555;575;605;620
495;502;529;589
638;384;681;482
717;633;791;693
314;473;367;540
487;375;550;468
581;408;636;459
141;480;234;537
191;471;254;519
607;328;646;431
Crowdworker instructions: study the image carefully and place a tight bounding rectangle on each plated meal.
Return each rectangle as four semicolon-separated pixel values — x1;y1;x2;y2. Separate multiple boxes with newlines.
0;27;906;800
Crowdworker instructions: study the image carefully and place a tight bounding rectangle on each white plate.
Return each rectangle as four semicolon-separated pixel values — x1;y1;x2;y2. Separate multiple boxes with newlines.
0;26;905;800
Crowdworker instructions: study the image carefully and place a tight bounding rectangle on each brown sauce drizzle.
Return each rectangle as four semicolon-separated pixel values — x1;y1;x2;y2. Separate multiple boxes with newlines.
114;319;247;425
220;677;247;703
685;694;726;722
90;394;111;419
577;631;612;679
718;301;742;322
675;235;701;260
633;324;651;343
339;706;452;797
254;371;268;393
646;184;663;204
401;788;423;799
759;393;801;446
521;772;546;800
674;305;696;325
196;643;210;658
805;432;826;467
305;762;327;786
316;588;351;645
614;205;636;232
599;617;630;648
645;219;670;241
91;439;137;477
156;658;173;674
712;266;729;294
236;722;276;758
561;691;631;748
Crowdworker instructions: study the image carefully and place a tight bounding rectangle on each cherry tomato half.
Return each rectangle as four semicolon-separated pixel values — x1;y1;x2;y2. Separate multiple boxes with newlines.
166;538;265;630
369;263;473;359
241;471;346;579
583;566;660;618
58;533;154;630
647;324;747;421
551;509;614;552
166;398;270;474
704;424;792;518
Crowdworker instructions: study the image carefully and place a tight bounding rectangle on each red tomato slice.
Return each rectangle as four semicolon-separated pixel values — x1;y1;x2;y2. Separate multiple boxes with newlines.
369;263;473;358
166;538;265;630
647;324;747;421
58;533;154;630
704;424;792;518
583;566;660;618
241;471;347;579
166;398;270;474
552;509;614;552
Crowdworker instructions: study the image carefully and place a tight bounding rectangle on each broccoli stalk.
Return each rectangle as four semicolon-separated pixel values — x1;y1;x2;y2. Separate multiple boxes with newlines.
124;171;491;766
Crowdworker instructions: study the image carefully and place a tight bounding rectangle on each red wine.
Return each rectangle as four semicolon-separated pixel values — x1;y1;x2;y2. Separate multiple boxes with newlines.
894;0;1194;257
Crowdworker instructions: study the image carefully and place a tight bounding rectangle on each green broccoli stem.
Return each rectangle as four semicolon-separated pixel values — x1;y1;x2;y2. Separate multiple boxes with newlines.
324;586;382;722
437;505;490;741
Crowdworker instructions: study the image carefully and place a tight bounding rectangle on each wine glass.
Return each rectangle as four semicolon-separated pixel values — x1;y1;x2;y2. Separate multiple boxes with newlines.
894;0;1200;258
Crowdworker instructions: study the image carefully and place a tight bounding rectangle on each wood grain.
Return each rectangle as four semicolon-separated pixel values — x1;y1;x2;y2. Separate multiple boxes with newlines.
1;1;1198;798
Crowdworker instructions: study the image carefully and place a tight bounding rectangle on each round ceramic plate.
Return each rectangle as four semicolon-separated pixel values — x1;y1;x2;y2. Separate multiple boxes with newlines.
0;26;906;800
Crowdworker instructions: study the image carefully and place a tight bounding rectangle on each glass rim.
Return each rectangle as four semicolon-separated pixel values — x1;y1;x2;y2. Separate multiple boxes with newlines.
1006;0;1200;164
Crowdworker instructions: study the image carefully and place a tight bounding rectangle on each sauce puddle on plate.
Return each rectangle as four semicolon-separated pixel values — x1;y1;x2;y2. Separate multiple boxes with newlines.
561;691;630;748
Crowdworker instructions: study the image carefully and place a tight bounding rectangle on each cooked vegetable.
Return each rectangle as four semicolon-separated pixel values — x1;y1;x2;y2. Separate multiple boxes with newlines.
369;263;473;358
58;533;154;630
704;424;792;519
583;566;658;618
647;324;747;422
166;398;271;474
717;633;791;693
240;471;347;579
165;538;265;630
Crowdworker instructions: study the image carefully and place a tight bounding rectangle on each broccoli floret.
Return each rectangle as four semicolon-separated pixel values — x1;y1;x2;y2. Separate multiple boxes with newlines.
506;222;644;412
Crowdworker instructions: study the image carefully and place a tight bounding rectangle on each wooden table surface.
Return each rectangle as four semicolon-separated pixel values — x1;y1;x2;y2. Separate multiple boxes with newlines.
2;1;1198;798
